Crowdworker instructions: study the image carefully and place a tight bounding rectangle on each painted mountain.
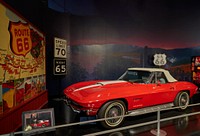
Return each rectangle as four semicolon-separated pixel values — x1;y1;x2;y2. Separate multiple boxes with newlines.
68;44;200;85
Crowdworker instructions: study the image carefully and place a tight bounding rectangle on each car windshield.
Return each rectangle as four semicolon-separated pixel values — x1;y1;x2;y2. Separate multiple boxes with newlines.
118;70;152;83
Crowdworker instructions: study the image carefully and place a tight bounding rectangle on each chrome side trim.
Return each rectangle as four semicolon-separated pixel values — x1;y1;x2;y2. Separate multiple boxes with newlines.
128;103;174;116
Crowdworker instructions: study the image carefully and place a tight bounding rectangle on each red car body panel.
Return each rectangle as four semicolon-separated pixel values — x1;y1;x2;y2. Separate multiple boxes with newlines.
64;68;198;116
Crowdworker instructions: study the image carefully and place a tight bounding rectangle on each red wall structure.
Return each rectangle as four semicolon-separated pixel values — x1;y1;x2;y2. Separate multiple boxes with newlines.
0;90;48;134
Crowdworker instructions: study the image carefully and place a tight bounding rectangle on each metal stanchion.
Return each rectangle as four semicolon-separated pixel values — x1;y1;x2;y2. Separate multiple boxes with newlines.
157;108;160;136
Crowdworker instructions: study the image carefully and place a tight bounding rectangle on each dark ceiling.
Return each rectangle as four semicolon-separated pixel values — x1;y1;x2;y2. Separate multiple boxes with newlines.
4;0;200;49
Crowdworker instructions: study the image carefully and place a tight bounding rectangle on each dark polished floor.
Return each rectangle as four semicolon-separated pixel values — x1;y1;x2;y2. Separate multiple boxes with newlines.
15;93;200;136
41;93;200;136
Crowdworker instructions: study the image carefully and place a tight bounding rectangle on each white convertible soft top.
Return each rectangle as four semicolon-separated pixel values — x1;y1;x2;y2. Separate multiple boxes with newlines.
128;68;177;82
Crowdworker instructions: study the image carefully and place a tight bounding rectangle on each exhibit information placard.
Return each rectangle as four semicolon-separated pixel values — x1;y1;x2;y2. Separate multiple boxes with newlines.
22;108;55;134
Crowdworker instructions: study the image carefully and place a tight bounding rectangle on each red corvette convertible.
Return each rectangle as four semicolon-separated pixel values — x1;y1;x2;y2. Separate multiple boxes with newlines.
64;68;198;128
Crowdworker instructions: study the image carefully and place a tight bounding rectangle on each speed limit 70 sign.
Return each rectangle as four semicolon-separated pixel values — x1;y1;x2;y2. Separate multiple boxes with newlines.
54;59;67;75
54;37;67;58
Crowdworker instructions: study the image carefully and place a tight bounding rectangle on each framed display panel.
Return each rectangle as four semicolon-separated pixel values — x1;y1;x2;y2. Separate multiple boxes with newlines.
22;108;55;134
192;56;200;87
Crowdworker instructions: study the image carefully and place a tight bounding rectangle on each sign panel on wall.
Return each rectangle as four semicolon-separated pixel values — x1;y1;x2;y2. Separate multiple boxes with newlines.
53;59;67;75
54;37;67;58
0;2;46;113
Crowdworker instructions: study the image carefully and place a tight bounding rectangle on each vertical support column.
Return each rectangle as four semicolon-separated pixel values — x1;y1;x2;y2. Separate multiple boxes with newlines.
157;108;160;136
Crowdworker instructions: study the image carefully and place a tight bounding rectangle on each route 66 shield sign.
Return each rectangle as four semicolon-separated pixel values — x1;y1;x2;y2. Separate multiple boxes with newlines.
153;54;167;66
9;21;32;57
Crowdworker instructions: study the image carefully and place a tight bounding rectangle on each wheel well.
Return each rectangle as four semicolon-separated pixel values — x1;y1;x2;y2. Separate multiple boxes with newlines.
179;90;190;96
98;98;128;114
119;98;128;110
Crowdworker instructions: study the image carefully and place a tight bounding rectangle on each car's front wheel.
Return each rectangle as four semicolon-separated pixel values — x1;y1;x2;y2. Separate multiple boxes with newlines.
97;100;126;129
174;92;189;110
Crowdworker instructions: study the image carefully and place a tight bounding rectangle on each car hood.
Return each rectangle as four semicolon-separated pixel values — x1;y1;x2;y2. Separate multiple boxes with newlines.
64;80;131;102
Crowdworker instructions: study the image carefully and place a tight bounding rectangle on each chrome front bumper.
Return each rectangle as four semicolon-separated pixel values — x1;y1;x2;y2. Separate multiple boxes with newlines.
63;98;81;113
63;97;98;116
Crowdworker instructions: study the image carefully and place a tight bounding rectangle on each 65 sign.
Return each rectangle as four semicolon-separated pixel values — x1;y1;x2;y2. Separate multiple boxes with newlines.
54;59;67;75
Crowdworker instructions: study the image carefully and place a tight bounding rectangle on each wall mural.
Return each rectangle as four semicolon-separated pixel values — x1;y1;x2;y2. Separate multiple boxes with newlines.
69;44;200;86
47;0;200;95
0;3;46;113
64;1;200;88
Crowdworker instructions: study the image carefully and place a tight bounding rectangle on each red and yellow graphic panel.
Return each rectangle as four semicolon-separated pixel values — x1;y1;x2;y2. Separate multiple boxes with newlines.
0;2;46;113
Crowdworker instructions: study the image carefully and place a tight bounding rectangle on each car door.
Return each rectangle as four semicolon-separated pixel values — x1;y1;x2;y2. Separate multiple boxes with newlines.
141;71;175;107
